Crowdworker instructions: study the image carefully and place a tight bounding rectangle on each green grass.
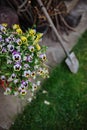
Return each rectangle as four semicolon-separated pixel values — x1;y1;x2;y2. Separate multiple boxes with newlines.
10;31;87;130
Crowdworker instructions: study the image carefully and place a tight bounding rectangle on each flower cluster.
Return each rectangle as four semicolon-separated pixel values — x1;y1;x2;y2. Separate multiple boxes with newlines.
0;24;49;97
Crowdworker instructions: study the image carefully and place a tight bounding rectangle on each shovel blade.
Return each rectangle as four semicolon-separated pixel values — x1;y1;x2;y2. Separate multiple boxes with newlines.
65;52;79;74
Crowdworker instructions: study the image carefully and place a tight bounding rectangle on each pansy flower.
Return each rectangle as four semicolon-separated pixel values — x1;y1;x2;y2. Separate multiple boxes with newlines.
16;39;22;45
28;46;34;52
27;55;33;62
14;62;22;71
20;36;27;43
4;88;11;95
23;70;31;78
7;73;16;82
7;59;12;64
2;47;7;53
0;35;3;42
1;75;6;80
7;44;14;52
13;79;19;84
35;43;41;51
18;86;27;96
21;80;28;88
29;29;36;36
12;24;20;30
23;64;30;70
39;54;46;61
31;71;36;79
32;83;38;91
5;37;13;43
0;25;6;32
37;68;44;75
12;51;21;62
16;28;23;34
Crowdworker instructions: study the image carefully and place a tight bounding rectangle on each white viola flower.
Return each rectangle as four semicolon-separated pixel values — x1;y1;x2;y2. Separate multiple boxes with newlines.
14;63;22;71
27;98;32;103
14;91;19;96
31;71;36;79
42;90;48;94
34;65;39;70
35;59;39;64
7;77;13;82
7;44;14;52
12;51;21;62
1;75;6;80
32;83;38;91
11;73;16;79
44;100;50;105
7;73;16;82
4;88;11;95
37;81;41;86
13;79;19;84
28;46;34;52
23;56;27;61
16;46;20;51
37;68;44;75
7;59;12;64
23;70;31;78
20;89;27;96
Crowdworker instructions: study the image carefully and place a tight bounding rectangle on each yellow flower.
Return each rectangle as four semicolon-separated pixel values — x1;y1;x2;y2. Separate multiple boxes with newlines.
36;44;41;50
16;28;23;34
2;23;7;27
33;39;39;45
36;33;43;40
20;36;27;42
29;29;36;36
13;24;20;30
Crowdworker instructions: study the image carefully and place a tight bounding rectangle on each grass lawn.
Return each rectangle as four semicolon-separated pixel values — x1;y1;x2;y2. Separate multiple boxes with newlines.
10;31;87;130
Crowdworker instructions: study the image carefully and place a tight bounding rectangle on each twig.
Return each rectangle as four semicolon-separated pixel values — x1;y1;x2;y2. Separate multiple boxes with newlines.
46;0;52;10
59;14;76;32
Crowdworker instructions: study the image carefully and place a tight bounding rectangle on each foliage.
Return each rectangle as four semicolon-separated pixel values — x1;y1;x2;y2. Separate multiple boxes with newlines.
0;24;49;97
10;30;87;130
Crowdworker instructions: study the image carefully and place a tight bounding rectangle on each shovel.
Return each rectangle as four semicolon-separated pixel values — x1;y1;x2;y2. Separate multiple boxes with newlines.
36;0;79;73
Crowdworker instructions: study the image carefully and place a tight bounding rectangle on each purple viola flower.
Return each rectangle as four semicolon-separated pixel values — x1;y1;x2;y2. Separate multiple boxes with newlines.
39;54;46;61
23;64;30;70
14;62;22;71
2;47;7;53
27;55;33;62
16;38;22;45
0;35;3;42
0;25;6;32
5;35;15;43
7;44;14;52
12;51;21;62
21;80;28;87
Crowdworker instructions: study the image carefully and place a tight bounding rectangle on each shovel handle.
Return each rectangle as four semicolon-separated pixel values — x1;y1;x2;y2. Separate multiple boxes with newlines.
36;0;70;57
